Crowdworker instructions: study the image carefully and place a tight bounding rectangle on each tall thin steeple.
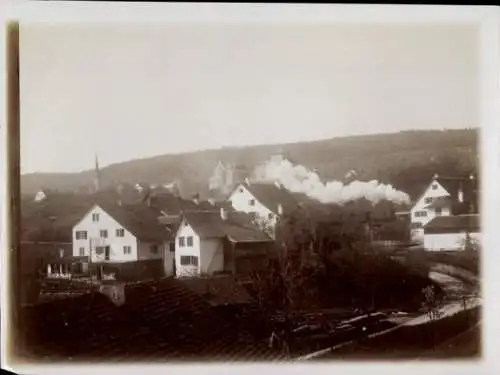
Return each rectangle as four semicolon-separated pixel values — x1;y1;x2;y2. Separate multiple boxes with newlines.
93;154;101;192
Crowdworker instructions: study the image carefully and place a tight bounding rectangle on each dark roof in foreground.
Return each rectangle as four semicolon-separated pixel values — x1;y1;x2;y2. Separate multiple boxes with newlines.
183;211;273;243
21;278;284;362
424;214;480;234
242;183;300;215
180;275;254;306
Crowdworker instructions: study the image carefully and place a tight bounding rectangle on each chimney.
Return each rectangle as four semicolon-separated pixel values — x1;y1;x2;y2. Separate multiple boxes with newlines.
220;206;228;221
433;173;439;180
277;203;283;216
274;180;281;189
245;177;250;186
208;198;215;206
458;182;464;203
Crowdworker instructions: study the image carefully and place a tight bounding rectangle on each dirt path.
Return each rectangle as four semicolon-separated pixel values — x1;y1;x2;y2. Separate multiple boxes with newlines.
296;270;480;361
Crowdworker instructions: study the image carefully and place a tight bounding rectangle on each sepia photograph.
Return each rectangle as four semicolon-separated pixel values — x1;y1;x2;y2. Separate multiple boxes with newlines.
2;3;499;374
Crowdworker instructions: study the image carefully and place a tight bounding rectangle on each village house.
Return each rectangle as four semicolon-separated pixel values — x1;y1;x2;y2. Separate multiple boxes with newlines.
175;208;274;278
71;203;173;279
410;174;478;242
226;181;300;237
423;214;480;251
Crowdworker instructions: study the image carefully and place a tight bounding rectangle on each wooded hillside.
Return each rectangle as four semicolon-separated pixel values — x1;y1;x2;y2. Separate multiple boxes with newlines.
21;128;479;201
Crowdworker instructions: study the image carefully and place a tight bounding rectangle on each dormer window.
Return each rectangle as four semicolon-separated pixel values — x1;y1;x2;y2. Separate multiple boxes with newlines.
424;197;433;204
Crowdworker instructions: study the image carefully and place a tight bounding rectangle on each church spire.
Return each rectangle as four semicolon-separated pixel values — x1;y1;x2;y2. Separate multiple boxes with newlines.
93;154;101;192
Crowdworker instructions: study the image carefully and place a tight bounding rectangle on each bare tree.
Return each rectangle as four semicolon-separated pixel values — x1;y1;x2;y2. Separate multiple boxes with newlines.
421;285;444;321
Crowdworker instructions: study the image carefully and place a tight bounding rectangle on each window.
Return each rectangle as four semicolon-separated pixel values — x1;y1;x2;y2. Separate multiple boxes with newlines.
100;230;108;238
187;236;194;247
79;247;85;256
239;188;244;193
432;184;438;190
249;199;255;206
180;255;199;266
268;213;274;220
249;212;257;220
415;211;427;218
150;244;158;254
92;213;100;222
424;197;433;204
75;231;88;240
435;207;442;216
116;228;125;237
123;246;132;255
179;236;185;247
169;242;175;252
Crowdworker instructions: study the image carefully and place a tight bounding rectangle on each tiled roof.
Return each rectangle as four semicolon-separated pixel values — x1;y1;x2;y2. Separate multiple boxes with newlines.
180;275;254;306
99;203;171;242
22;278;285;361
243;183;300;215
424;214;480;234
436;177;477;203
183;211;272;242
147;191;227;214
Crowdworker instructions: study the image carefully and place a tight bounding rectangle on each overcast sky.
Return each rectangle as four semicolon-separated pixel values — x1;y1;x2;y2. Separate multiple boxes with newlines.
20;23;478;174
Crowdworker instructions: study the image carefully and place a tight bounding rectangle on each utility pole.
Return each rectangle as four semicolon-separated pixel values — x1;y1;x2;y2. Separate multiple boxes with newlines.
7;22;21;356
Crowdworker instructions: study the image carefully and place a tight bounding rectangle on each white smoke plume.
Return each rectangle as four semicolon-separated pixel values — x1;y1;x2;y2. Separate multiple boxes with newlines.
252;158;410;206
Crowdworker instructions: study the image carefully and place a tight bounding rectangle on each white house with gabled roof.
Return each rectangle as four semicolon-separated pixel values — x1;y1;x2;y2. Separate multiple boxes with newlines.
174;208;273;278
226;181;300;237
72;203;174;275
410;174;477;242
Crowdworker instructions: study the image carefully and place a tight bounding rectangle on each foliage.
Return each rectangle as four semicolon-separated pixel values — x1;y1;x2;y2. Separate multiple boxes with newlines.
248;207;437;313
421;285;445;321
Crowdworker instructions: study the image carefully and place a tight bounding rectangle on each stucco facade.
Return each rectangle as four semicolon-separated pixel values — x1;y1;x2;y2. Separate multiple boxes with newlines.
424;231;480;251
72;205;166;264
174;219;229;278
227;184;277;229
410;179;452;227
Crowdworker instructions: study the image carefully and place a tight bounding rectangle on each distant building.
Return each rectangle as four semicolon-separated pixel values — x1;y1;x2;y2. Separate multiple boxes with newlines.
226;181;300;237
423;214;480;251
208;160;249;197
410;174;478;242
34;189;49;202
174;208;273;278
72;203;173;277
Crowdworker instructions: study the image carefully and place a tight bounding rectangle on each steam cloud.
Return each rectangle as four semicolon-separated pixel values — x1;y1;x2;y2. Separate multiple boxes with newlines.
252;158;410;206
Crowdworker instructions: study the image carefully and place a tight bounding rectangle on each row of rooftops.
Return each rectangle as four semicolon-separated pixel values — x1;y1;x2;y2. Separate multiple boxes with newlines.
23;181;404;243
23;277;284;361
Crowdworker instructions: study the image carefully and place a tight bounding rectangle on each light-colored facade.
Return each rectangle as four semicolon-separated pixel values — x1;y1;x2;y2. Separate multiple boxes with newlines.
227;183;278;231
174;218;224;278
411;179;453;226
424;231;480;252
410;178;454;242
72;204;166;267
